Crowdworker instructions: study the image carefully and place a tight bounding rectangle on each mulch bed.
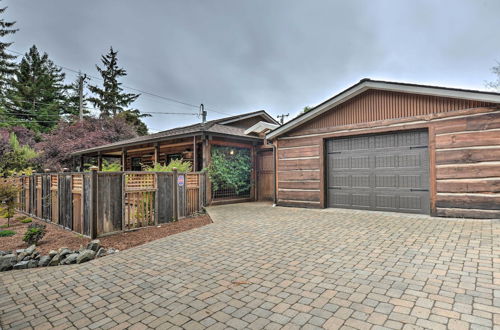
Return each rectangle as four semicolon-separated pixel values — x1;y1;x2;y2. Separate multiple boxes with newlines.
0;213;212;255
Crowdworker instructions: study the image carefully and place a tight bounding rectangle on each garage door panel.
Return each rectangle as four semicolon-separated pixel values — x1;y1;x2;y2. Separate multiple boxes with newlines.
327;130;430;214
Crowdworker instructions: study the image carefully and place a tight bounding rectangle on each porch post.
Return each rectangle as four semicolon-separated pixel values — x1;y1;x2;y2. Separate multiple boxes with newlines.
203;137;212;205
193;136;197;171
97;152;102;171
121;148;127;171
154;143;160;165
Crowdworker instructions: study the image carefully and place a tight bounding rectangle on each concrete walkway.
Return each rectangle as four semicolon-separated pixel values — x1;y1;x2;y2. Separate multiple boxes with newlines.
1;203;499;329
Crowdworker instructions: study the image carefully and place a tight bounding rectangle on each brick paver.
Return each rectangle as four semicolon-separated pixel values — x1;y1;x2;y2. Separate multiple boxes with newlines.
1;202;499;329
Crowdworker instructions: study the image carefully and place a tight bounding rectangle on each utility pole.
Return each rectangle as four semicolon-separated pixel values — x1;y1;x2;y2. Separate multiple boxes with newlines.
78;73;88;121
277;113;289;125
200;104;207;124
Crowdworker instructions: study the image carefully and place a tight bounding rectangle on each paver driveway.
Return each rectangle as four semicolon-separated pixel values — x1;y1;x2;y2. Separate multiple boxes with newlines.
1;203;499;329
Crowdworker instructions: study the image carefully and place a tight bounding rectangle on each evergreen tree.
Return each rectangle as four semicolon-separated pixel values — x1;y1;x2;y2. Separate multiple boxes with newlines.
88;47;149;135
88;47;140;117
6;45;69;132
0;3;17;98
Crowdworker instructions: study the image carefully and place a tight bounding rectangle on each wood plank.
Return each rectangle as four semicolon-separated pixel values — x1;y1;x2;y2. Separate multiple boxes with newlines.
436;193;500;210
277;158;320;171
277;200;321;208
278;190;320;202
436;207;500;219
434;111;500;134
436;130;500;149
278;146;320;159
278;181;320;190
437;179;500;193
437;163;500;179
278;136;321;148
278;170;321;181
436;148;500;165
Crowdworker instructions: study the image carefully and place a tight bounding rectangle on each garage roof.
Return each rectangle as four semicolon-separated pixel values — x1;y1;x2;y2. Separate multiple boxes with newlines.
267;78;500;139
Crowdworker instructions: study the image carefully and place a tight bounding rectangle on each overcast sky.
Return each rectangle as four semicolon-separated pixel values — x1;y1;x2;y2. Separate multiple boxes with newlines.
5;0;500;132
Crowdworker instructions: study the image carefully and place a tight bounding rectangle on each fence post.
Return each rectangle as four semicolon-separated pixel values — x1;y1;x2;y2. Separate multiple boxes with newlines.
90;166;98;239
172;168;178;221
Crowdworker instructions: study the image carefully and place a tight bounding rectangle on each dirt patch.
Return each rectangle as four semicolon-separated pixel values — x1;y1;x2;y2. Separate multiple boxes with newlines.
0;214;212;254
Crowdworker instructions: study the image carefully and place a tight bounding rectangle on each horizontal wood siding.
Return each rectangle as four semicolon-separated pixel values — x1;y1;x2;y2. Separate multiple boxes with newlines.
432;111;500;219
290;89;494;136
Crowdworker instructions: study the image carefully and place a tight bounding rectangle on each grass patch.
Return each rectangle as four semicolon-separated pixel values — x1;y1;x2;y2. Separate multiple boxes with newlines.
20;218;32;223
0;230;16;237
0;224;9;228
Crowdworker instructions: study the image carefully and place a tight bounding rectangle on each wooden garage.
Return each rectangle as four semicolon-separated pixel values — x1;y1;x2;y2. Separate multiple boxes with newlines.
267;79;500;219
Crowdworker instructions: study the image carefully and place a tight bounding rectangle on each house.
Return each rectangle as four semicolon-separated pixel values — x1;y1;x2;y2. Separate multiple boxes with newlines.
267;79;500;219
72;110;279;204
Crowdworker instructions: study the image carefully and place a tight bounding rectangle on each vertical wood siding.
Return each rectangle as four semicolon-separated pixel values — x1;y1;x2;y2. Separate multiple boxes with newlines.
290;90;494;136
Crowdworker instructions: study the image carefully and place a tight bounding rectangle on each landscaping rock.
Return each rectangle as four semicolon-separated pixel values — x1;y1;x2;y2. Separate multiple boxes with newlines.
86;240;101;252
25;245;36;255
0;254;17;271
17;252;28;262
27;260;38;268
62;253;78;265
58;248;72;259
76;250;96;264
21;254;32;261
0;250;7;256
48;250;58;258
96;247;106;258
107;248;116;255
13;261;29;270
38;255;52;267
48;254;61;266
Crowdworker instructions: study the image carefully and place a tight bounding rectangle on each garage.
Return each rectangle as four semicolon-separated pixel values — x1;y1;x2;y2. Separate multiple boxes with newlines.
268;79;500;219
326;130;430;214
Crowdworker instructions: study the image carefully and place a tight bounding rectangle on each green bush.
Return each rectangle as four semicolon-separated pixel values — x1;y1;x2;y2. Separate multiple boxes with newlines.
0;230;16;237
208;146;251;194
20;218;32;223
145;159;192;172
23;223;46;245
15;215;27;221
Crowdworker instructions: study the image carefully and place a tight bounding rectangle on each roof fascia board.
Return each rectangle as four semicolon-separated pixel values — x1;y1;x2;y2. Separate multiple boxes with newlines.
219;111;278;125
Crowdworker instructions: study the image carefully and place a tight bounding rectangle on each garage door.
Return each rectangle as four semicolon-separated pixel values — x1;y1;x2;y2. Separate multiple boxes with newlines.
326;130;430;214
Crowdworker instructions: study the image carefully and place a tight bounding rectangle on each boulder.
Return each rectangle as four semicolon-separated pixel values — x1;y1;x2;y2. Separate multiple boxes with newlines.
17;252;28;262
58;248;72;259
0;250;7;256
62;253;78;265
38;255;52;267
107;248;116;255
13;260;29;270
48;250;58;258
25;245;36;255
27;260;38;268
0;254;17;271
86;240;101;252
15;249;25;255
21;254;32;261
48;254;61;266
76;249;96;264
96;247;106;258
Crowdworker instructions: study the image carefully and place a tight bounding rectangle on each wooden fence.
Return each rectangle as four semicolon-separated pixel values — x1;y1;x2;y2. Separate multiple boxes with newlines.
8;170;206;238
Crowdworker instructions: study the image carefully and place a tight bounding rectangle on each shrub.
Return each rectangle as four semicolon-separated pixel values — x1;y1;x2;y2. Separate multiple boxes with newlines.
20;218;32;223
23;223;46;245
15;215;27;221
0;230;16;237
0;181;19;227
208;146;251;194
145;159;192;172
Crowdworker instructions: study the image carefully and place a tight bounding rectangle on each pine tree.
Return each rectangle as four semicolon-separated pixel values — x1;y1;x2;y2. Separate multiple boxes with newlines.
6;45;68;132
0;3;18;98
88;47;140;117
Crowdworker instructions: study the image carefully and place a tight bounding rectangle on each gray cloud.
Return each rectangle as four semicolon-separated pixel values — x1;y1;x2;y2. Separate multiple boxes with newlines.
6;0;500;132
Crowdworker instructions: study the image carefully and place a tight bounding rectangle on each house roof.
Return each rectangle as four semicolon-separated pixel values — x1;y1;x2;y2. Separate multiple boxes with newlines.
266;78;500;139
72;110;277;155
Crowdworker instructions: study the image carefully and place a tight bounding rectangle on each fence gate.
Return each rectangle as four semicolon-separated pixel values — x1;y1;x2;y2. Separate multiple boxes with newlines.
123;173;156;229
